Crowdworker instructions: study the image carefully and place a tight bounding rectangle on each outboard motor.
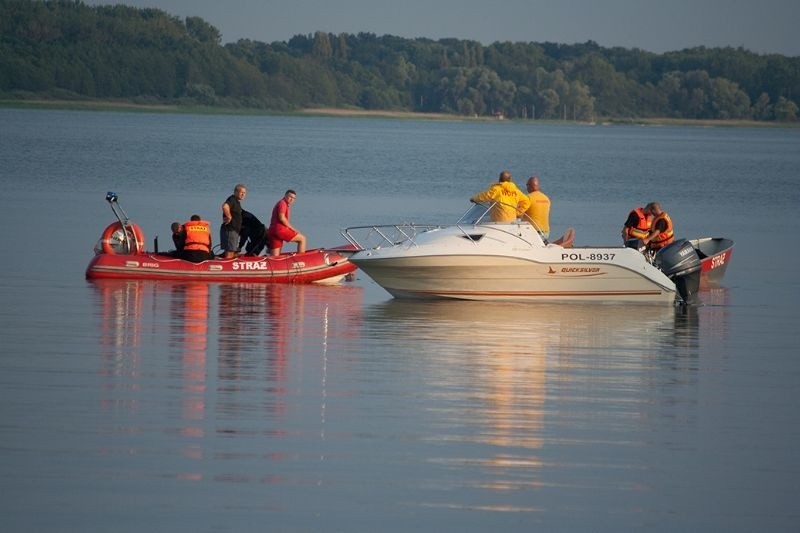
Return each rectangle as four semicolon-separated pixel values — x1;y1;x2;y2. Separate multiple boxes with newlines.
652;239;702;304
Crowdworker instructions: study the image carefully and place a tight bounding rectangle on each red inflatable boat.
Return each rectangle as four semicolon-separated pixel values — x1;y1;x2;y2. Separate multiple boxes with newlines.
85;192;357;284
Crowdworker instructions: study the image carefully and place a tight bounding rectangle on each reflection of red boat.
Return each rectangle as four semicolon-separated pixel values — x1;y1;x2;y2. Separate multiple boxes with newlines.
85;192;357;284
690;237;734;285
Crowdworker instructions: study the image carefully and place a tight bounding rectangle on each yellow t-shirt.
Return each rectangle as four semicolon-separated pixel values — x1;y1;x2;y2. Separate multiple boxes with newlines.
471;182;531;222
525;190;550;233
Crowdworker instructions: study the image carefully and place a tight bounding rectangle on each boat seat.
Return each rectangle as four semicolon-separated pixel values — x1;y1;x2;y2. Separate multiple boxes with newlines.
552;228;575;248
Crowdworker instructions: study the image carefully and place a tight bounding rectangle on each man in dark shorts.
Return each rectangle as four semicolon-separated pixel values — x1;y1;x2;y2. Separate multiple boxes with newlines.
220;184;246;258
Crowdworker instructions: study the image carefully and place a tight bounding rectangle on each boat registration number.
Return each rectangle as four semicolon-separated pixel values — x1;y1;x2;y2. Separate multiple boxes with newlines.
561;252;615;261
710;253;726;268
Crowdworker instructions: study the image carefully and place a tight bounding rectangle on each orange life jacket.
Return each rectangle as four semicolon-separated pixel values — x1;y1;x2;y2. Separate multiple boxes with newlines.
648;212;674;250
183;220;212;252
625;207;652;240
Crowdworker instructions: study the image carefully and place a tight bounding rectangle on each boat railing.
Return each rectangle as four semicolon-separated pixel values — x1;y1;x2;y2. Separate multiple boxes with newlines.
342;201;548;251
341;223;444;250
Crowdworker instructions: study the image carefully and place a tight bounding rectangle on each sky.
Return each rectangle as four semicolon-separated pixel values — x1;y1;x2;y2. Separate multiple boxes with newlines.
84;0;800;56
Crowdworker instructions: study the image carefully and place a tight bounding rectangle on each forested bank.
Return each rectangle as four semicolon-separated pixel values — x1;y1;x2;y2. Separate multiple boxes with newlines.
2;0;798;121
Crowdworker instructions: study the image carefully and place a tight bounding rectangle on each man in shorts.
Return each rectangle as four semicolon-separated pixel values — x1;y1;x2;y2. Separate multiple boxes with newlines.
267;189;306;256
220;184;246;258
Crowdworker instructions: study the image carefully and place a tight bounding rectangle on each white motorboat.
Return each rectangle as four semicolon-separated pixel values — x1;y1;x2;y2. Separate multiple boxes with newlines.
343;201;701;304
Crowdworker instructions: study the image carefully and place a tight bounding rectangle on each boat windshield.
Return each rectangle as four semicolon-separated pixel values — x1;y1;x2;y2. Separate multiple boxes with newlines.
457;201;495;225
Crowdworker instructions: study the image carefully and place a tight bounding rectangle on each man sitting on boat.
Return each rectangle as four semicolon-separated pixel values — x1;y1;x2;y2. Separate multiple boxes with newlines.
171;222;186;251
524;175;550;238
178;215;215;262
641;202;674;251
621;204;653;243
471;170;531;222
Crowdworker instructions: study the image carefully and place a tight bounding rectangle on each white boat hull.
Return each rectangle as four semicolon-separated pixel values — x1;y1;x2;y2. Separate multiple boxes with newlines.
344;205;681;304
352;252;676;302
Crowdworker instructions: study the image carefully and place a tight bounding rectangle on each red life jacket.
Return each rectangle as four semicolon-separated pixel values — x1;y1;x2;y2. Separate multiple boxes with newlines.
183;220;212;252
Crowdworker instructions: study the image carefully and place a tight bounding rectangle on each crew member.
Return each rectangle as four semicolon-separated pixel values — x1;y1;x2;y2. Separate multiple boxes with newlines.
471;170;531;222
221;184;246;259
180;215;215;262
267;189;307;256
642;202;674;251
524;175;551;238
239;210;267;256
621;205;653;243
171;222;186;251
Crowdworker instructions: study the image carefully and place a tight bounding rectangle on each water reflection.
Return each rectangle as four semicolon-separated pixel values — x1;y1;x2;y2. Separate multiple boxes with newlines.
362;299;705;503
95;279;145;380
168;283;209;480
90;279;364;485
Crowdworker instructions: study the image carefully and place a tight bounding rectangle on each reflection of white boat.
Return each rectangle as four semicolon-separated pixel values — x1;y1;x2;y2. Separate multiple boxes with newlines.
367;299;679;348
344;202;701;304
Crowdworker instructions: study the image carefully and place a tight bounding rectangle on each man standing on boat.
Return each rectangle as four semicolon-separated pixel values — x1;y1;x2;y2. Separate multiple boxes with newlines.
221;184;246;259
267;189;307;256
524;175;551;239
471;170;531;222
642;202;674;251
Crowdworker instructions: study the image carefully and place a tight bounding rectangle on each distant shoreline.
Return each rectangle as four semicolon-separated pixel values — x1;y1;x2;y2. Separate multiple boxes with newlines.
1;98;793;128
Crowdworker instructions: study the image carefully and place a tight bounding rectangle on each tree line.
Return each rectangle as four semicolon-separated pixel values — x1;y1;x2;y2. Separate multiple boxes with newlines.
2;0;798;121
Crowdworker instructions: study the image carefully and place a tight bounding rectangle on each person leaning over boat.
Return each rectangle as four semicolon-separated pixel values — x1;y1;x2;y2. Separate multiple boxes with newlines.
178;215;215;262
641;202;674;251
267;189;307;256
221;183;246;259
239;210;267;256
471;170;531;222
524;175;550;238
621;204;653;243
171;222;186;251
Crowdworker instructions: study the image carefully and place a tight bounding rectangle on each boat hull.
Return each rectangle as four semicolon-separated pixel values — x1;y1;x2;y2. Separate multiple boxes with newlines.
351;253;677;303
86;249;357;284
690;237;734;285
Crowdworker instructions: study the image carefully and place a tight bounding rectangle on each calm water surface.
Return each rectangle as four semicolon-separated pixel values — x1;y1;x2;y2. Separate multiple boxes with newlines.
1;109;799;532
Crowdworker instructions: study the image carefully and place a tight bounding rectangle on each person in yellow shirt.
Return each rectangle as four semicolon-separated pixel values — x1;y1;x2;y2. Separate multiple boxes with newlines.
524;175;551;238
471;170;531;222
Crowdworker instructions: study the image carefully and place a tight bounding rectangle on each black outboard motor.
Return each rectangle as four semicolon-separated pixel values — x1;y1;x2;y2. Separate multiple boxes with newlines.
652;239;702;304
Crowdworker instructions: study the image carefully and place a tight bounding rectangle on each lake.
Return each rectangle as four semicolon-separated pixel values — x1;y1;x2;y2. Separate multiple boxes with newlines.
1;108;799;532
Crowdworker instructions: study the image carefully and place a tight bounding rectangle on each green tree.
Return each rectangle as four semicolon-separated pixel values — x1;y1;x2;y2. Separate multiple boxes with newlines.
185;16;220;45
774;96;798;121
752;92;772;120
312;31;332;59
